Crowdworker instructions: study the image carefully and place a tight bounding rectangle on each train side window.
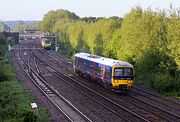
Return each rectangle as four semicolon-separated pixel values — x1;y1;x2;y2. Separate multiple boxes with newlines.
105;69;111;79
104;66;112;79
85;59;89;66
84;59;90;70
95;65;103;76
78;58;84;68
89;61;94;73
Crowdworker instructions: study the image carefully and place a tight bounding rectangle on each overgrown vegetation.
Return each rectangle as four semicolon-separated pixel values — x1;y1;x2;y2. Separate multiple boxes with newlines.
39;8;180;98
0;33;49;121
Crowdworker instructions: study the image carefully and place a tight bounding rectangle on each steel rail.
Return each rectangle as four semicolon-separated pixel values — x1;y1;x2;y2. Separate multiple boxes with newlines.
133;86;180;105
16;49;73;122
35;49;180;122
17;49;92;122
31;49;150;122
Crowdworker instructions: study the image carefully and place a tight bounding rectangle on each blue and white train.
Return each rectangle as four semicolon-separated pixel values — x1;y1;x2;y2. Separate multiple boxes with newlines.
73;52;134;94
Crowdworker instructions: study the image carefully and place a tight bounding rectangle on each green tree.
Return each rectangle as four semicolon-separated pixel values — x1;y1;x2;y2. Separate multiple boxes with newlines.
93;33;103;55
39;9;79;33
167;12;180;69
119;7;168;61
136;49;177;92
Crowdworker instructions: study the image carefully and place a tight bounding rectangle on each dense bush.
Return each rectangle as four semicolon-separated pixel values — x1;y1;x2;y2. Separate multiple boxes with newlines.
0;66;9;81
135;49;178;92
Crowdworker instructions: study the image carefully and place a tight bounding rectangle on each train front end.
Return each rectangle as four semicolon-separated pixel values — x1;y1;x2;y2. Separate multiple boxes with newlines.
43;39;51;50
111;66;134;93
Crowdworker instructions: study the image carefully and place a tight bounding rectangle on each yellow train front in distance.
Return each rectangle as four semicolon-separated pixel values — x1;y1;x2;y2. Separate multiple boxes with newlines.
41;38;51;50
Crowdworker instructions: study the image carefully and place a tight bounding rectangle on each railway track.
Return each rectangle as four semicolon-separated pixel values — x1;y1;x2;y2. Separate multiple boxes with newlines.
132;87;180;113
34;48;180;122
30;49;174;122
31;49;150;121
19;48;133;121
132;86;180;107
42;50;180;107
15;48;92;122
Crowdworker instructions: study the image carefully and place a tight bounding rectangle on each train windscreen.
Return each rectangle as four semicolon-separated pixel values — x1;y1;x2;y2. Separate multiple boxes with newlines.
113;68;133;80
45;40;51;44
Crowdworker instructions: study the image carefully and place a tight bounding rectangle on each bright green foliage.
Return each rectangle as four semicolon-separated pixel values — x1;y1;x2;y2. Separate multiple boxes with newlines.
67;21;85;49
119;7;168;61
93;33;104;55
39;10;122;56
167;13;180;69
76;30;90;52
39;9;79;33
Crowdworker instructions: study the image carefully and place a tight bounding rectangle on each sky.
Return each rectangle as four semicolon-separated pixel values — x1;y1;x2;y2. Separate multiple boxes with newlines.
0;0;179;21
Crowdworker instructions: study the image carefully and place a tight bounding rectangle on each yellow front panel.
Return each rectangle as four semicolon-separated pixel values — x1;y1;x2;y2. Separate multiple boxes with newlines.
111;66;134;90
44;44;51;47
112;80;133;87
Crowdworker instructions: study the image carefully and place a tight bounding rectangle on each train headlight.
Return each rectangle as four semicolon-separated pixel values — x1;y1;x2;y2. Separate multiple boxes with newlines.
113;80;117;83
127;80;131;83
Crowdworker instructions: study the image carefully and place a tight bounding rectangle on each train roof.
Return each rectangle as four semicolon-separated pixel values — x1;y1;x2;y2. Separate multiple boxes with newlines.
74;52;133;67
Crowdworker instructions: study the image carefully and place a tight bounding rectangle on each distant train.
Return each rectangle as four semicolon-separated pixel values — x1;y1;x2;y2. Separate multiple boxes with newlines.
73;52;134;94
40;34;56;50
40;38;51;50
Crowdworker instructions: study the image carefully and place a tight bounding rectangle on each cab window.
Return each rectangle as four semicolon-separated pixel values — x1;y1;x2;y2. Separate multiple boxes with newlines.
113;68;133;80
114;68;123;77
124;68;133;77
